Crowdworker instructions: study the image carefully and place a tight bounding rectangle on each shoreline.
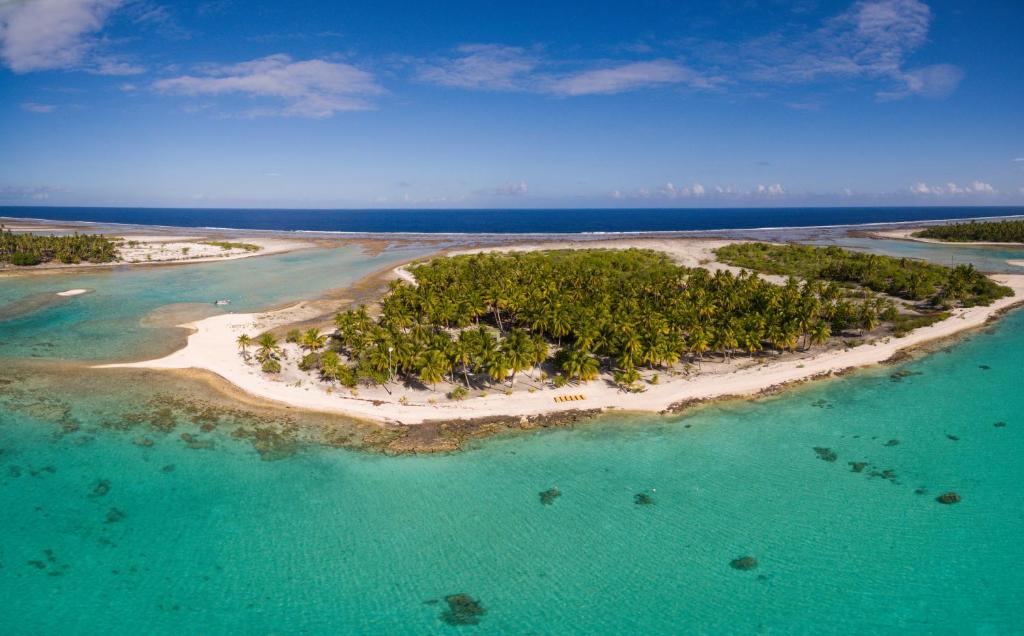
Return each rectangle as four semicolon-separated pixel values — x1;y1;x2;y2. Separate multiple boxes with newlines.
97;238;1024;427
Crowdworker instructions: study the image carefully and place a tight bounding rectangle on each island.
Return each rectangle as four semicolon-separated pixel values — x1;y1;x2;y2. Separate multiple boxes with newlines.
866;219;1024;246
0;222;304;270
104;238;1023;447
911;219;1024;244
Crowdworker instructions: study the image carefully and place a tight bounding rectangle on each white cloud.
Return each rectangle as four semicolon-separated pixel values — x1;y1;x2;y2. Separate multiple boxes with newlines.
657;181;707;199
153;54;384;118
1012;157;1024;163
417;44;539;91
547;60;715;96
20;102;56;113
0;0;133;73
418;46;716;96
910;181;997;195
477;180;529;196
757;183;786;195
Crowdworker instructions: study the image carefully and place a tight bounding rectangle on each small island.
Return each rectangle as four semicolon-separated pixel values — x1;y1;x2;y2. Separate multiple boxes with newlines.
911;219;1024;244
106;239;1023;439
0;222;301;270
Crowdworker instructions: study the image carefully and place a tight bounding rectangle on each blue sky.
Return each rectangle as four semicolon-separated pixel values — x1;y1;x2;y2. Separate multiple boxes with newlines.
1;0;1022;209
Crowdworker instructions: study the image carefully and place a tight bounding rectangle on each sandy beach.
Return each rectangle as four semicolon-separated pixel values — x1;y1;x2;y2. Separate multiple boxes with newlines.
113;235;303;264
100;239;1024;426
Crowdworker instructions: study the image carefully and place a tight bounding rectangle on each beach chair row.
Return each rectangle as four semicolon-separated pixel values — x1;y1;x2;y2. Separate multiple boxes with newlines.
554;394;586;403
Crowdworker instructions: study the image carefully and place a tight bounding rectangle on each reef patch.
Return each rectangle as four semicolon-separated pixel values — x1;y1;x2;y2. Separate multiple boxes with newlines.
539;487;561;506
813;447;837;462
730;556;758;571
440;594;487;626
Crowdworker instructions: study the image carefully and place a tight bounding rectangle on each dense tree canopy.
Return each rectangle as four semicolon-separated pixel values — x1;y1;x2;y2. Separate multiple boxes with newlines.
715;242;1011;307
310;248;914;392
0;227;119;266
913;220;1024;244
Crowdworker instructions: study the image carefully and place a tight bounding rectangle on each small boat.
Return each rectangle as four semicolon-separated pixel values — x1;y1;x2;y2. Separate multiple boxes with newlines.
214;299;231;306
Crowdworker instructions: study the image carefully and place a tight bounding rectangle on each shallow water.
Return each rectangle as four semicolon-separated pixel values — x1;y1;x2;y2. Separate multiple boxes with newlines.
0;244;427;361
820;237;1024;274
1;243;1022;634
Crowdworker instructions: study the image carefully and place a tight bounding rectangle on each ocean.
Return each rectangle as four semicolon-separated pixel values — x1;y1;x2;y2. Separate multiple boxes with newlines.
3;205;1023;235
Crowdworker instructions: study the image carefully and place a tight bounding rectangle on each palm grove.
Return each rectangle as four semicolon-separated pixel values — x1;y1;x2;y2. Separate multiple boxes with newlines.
239;245;1011;396
0;227;119;266
913;219;1024;244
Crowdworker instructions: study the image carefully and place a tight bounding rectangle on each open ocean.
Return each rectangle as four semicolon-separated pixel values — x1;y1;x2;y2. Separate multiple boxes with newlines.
3;205;1023;234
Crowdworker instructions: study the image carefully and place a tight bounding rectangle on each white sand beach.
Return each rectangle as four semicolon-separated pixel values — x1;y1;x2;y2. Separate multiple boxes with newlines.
114;235;303;264
99;239;1024;426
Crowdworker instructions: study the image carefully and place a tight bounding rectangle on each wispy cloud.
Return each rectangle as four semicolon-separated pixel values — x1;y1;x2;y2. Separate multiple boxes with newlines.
756;183;786;195
153;54;384;118
693;0;963;101
910;180;997;195
0;184;68;200
417;45;716;96
548;60;716;96
20;102;57;113
415;1;957;103
476;180;529;196
416;44;539;91
618;182;785;201
0;0;142;74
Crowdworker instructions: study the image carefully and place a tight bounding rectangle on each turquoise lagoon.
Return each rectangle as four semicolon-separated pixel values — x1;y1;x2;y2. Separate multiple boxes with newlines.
1;243;1022;634
0;244;428;362
823;236;1024;274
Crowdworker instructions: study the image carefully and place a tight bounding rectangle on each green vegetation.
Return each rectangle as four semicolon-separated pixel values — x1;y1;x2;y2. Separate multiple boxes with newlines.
0;227;119;266
715;242;1012;307
203;240;262;252
913;219;1024;243
888;311;949;338
289;248;919;392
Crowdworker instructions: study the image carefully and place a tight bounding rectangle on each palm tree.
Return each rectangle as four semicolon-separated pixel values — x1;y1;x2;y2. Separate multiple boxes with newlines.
529;333;548;378
452;333;475;387
482;351;509;385
502;329;533;387
236;333;252;359
809;321;831;348
320;351;342;383
859;303;880;335
560;348;599;383
256;332;280;363
417;349;449;391
300;328;327;353
688;328;710;368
